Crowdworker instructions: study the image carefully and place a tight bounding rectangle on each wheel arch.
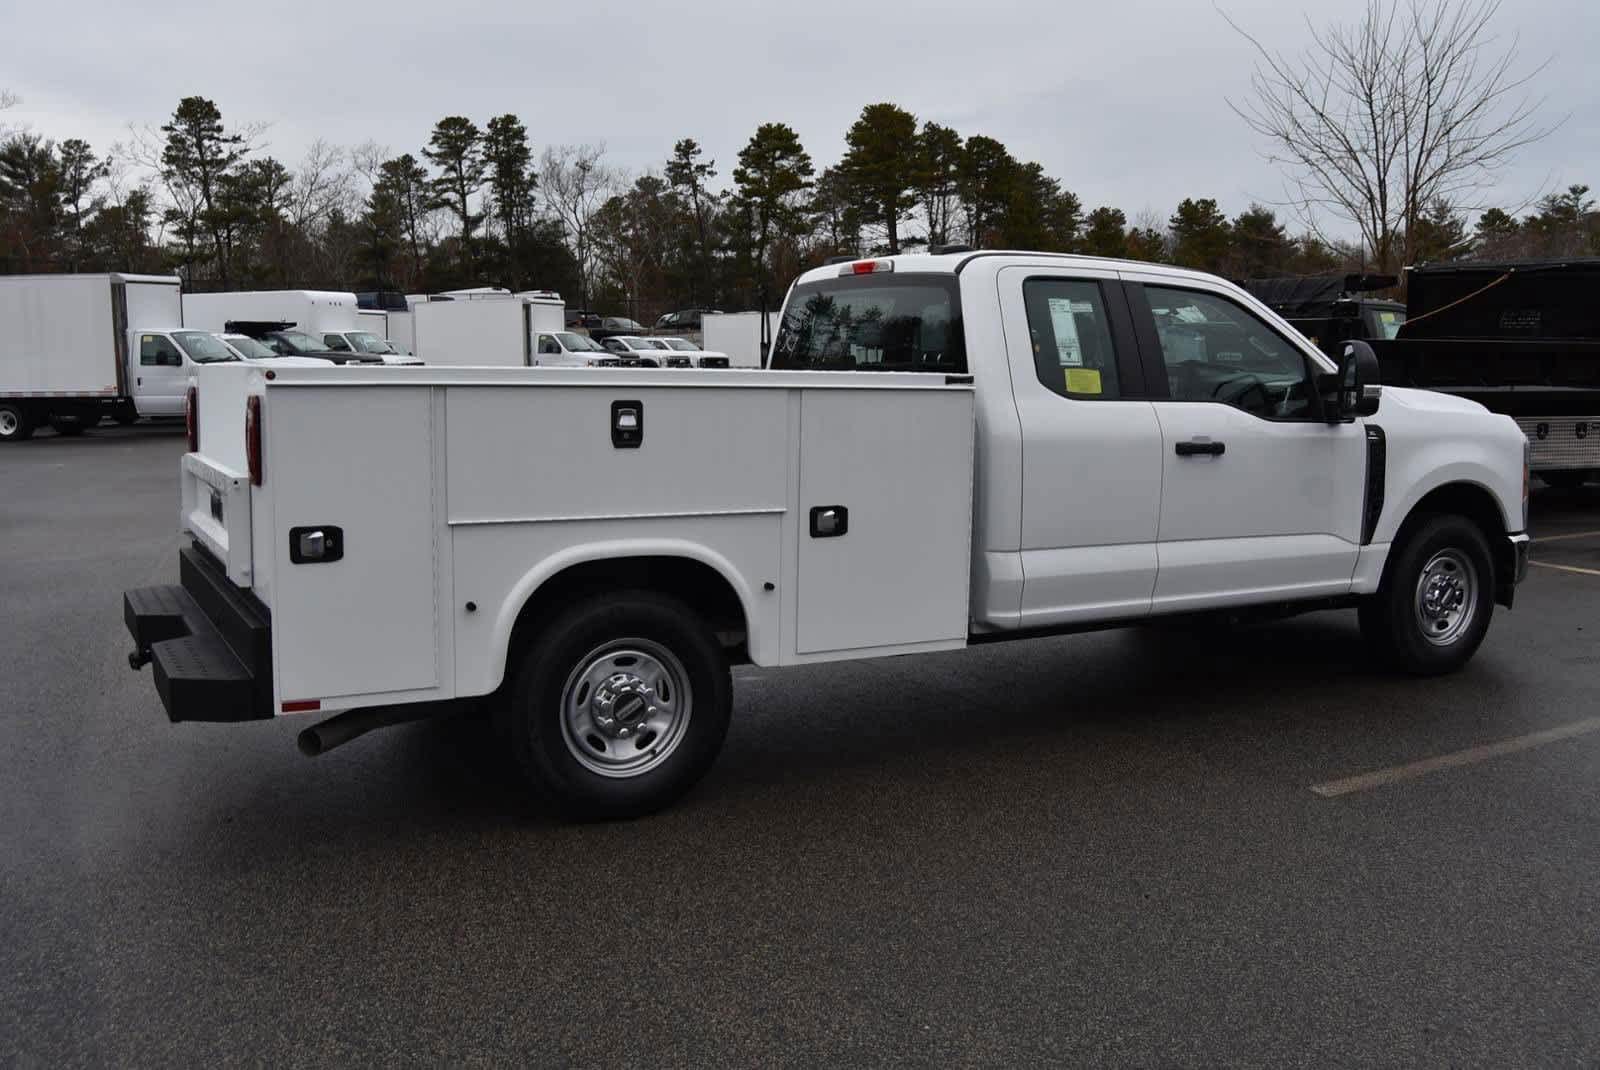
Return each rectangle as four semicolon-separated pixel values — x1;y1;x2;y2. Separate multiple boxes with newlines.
1382;479;1516;602
490;540;757;694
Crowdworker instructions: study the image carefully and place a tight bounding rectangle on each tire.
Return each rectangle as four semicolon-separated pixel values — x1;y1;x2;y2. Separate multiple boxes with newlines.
0;403;33;443
1540;470;1589;490
1359;514;1495;676
498;591;732;820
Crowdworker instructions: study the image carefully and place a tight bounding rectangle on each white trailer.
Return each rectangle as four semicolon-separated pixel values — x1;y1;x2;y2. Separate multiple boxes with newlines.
701;311;780;368
410;293;565;366
0;273;214;440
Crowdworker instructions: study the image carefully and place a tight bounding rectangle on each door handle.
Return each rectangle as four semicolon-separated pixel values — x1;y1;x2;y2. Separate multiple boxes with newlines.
809;506;848;538
1175;439;1226;457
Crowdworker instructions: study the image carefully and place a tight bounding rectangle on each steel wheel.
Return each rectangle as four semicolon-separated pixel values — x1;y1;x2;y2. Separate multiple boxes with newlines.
0;409;18;437
560;638;693;778
1413;548;1478;647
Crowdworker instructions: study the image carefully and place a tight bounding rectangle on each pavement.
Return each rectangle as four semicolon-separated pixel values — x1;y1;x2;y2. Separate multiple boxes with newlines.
3;424;1598;1066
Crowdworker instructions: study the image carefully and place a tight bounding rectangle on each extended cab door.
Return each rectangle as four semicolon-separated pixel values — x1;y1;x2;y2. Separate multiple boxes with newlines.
998;266;1164;625
1120;274;1367;611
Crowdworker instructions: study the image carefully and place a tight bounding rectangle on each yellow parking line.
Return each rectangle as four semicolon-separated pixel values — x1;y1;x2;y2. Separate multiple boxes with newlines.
1533;529;1600;543
1530;560;1600;577
1311;717;1600;798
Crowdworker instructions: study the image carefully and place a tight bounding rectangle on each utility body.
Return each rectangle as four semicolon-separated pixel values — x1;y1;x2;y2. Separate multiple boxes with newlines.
124;252;1531;818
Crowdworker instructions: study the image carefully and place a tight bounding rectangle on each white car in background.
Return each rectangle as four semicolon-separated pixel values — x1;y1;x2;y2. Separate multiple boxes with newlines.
657;336;732;368
318;329;424;365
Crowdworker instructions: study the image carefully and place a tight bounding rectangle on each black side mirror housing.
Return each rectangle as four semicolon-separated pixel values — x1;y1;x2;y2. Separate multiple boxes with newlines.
1337;340;1382;419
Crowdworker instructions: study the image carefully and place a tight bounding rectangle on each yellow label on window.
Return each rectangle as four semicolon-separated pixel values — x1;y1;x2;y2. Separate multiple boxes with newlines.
1065;368;1102;395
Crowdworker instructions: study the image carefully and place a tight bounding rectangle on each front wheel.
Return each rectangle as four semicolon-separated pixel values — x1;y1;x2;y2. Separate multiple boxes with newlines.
499;591;732;820
1359;514;1495;675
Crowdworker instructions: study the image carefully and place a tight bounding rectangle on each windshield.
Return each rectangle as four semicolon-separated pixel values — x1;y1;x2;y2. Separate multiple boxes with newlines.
556;332;606;353
274;330;327;352
605;318;644;331
172;330;239;364
771;274;966;372
348;331;392;354
663;339;700;351
1371;307;1407;340
222;335;275;359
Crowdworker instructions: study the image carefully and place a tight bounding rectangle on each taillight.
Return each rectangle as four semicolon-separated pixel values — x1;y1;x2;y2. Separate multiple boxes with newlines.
246;395;263;486
185;386;199;452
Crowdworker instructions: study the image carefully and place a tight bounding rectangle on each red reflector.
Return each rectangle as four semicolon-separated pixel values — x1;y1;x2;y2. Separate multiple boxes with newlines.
245;395;263;486
852;261;877;274
281;700;321;713
185;386;199;452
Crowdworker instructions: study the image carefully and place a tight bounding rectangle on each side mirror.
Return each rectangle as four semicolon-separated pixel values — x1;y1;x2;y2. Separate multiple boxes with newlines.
1336;340;1382;419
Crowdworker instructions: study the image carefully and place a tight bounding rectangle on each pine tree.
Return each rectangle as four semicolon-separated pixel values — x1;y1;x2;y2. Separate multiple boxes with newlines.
423;116;485;264
838;103;920;254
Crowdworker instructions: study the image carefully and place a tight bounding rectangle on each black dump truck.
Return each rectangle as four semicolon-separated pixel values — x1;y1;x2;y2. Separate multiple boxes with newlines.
1246;262;1600;488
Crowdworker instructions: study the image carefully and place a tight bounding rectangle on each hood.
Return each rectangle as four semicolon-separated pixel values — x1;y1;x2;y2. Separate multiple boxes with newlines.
1379;386;1490;416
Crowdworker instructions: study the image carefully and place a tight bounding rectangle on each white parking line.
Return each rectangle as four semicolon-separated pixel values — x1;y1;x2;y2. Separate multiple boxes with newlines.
1530;560;1600;578
1533;529;1600;543
1311;717;1600;798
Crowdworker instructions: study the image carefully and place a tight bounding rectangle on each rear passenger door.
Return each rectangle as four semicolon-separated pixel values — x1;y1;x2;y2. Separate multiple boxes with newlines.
999;267;1164;625
1121;274;1367;611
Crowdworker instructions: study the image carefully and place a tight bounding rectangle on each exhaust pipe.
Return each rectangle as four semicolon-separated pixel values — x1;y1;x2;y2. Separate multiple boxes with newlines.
296;703;459;757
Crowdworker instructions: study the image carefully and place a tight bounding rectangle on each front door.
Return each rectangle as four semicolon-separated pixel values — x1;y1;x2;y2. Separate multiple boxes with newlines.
134;333;187;417
998;266;1164;626
1121;276;1368;612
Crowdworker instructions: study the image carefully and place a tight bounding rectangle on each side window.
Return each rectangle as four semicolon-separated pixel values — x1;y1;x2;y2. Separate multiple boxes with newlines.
140;335;181;367
538;334;560;354
1022;279;1122;400
323;334;352;352
1143;285;1314;419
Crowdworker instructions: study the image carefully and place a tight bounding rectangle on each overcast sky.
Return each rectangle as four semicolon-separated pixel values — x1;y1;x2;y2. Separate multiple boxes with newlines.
3;0;1595;234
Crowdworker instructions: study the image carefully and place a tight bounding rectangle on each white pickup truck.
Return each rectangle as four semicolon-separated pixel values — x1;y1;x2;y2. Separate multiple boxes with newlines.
123;252;1531;818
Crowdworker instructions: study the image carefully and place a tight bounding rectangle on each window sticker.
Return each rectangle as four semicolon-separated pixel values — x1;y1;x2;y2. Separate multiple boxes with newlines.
1065;367;1102;394
1046;297;1084;366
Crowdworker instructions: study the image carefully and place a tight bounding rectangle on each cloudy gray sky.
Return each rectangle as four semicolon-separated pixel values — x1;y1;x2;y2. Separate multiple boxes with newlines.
4;0;1595;233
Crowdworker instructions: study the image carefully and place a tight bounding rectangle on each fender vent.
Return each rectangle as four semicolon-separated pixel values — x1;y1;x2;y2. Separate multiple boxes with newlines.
1362;425;1386;545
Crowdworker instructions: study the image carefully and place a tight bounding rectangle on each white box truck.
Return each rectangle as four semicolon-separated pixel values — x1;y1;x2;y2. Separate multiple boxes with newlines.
701;311;780;368
124;251;1531;819
411;292;565;366
0;272;248;441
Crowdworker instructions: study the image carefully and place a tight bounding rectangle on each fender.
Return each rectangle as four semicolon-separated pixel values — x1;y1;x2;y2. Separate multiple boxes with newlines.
1372;449;1520;547
486;537;763;693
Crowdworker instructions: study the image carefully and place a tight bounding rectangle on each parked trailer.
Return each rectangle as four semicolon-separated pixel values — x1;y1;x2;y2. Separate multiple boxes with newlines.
701;311;780;368
0;273;199;440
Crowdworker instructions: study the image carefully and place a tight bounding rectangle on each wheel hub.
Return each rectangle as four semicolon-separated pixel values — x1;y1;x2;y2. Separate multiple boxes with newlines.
589;672;659;739
1414;549;1478;646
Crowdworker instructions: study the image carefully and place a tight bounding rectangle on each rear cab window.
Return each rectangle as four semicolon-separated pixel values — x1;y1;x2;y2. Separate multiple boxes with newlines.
1022;279;1123;399
771;273;965;373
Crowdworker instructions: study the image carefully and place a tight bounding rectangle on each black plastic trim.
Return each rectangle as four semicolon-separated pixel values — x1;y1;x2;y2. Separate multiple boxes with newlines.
611;400;643;448
1361;425;1387;545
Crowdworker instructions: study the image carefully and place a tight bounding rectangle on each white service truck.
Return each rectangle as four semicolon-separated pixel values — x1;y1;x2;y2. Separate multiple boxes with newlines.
123;252;1531;819
0;272;234;440
411;292;566;366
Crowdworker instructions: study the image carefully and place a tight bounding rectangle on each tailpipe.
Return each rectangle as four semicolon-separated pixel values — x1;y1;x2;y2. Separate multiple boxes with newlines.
296;703;459;757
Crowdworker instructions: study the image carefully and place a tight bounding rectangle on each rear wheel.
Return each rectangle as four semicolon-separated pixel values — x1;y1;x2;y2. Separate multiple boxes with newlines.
0;403;33;443
499;591;732;820
1359;514;1495;675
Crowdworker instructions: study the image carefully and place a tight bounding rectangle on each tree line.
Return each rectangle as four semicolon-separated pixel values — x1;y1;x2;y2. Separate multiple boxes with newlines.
3;88;1594;323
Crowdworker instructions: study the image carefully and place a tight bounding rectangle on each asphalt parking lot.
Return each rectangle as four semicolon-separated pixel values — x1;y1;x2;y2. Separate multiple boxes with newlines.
3;425;1598;1066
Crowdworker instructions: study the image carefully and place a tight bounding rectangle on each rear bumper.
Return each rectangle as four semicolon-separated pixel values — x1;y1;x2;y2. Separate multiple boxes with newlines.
124;545;272;722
